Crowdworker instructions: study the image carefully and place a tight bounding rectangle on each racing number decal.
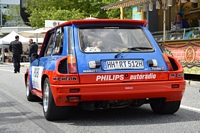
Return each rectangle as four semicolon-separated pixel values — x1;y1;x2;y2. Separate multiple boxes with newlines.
33;67;39;78
32;66;44;91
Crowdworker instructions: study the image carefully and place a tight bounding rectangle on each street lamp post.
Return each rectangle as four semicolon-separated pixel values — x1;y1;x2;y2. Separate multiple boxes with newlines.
120;0;124;19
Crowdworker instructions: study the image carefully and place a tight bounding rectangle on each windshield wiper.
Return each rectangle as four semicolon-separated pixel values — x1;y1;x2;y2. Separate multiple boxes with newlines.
114;47;152;58
128;47;153;50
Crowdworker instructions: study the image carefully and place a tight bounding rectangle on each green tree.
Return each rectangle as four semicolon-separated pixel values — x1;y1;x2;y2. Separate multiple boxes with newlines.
25;0;130;28
2;14;7;24
124;6;133;19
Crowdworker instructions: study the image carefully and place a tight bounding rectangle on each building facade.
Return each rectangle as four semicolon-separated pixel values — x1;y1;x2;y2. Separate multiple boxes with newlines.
0;0;20;26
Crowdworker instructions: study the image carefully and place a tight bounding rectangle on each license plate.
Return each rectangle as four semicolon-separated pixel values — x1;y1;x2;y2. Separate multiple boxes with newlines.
104;60;144;70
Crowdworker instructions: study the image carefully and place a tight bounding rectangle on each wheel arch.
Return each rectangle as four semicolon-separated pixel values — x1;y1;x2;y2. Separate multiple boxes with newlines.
25;72;28;86
41;74;49;92
24;69;30;86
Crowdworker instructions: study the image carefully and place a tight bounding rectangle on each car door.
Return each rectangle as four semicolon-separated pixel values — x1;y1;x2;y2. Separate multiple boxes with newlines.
31;30;56;91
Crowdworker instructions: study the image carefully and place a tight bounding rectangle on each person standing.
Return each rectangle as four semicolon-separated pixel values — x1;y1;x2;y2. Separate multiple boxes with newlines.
28;39;38;63
9;35;23;73
171;12;190;30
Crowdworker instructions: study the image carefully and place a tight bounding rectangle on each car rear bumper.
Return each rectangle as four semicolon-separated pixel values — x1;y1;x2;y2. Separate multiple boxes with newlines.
50;80;186;106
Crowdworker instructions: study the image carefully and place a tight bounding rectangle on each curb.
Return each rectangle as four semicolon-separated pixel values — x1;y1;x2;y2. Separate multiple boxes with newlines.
21;64;30;67
186;80;200;87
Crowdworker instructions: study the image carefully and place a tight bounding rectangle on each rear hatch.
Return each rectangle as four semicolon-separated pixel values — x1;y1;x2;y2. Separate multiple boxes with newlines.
74;25;168;84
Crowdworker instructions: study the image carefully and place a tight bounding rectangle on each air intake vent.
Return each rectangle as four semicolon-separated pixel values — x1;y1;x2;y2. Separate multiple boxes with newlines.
168;57;178;70
58;59;68;74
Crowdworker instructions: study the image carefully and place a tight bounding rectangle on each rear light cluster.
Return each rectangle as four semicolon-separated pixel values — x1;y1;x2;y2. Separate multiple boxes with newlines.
68;88;80;103
67;96;80;102
68;55;77;74
57;55;78;74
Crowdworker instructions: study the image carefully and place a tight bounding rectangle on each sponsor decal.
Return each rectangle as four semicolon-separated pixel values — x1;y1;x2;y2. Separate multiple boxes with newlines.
170;74;176;77
32;66;44;91
83;70;98;73
170;73;183;78
53;77;77;81
176;73;183;77
96;73;157;81
33;67;39;78
96;74;124;81
151;67;164;71
130;73;156;80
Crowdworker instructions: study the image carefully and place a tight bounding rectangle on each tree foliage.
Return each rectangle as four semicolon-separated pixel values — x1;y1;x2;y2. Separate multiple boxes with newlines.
5;5;24;26
25;0;132;28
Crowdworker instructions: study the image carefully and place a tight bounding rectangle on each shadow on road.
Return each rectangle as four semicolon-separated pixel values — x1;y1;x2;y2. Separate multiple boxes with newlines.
53;105;200;126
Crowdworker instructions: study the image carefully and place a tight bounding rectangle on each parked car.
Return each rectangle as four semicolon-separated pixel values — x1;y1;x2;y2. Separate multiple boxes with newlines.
24;19;186;121
0;48;12;62
21;53;29;62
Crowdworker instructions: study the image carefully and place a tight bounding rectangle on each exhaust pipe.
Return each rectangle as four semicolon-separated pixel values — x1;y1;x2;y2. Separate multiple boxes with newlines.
94;102;101;109
82;102;101;110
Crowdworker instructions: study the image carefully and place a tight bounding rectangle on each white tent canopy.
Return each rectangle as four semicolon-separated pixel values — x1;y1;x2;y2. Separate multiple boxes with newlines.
0;31;29;45
18;27;50;38
18;27;50;44
32;38;44;44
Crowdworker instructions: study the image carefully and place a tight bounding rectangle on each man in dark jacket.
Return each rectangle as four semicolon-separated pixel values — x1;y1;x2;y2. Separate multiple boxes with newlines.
28;39;38;63
9;35;23;73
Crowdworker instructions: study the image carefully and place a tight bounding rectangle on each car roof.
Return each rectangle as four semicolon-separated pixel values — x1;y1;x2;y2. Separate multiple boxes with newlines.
45;19;148;36
48;19;148;31
70;19;148;26
41;19;148;55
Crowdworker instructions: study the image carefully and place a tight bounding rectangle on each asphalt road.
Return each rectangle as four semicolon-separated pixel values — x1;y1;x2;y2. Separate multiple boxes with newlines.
0;64;200;133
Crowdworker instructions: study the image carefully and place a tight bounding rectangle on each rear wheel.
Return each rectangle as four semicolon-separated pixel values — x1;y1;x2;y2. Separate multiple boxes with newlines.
26;75;40;101
150;98;181;114
43;78;68;121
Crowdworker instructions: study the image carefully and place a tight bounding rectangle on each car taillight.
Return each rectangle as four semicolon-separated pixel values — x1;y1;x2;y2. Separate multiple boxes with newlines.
162;54;173;71
68;55;77;74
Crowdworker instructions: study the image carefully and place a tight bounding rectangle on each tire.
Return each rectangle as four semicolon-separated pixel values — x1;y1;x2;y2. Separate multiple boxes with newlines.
43;78;68;121
150;99;181;114
26;75;40;101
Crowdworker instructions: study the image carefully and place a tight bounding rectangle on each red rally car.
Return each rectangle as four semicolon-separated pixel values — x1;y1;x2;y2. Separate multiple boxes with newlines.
24;19;186;121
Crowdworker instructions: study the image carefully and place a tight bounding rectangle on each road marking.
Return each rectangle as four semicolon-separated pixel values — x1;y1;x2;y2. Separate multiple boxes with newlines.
0;90;65;133
0;69;24;74
181;105;200;113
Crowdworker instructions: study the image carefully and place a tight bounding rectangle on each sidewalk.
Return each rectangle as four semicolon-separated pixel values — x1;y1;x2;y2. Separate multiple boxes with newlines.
186;80;200;87
0;62;30;67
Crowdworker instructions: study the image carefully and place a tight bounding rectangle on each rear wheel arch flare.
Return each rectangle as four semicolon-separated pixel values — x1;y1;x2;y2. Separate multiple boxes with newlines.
42;74;49;92
168;56;178;70
25;72;28;86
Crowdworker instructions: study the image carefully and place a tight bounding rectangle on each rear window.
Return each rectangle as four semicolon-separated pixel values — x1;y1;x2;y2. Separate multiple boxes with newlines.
78;26;153;53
